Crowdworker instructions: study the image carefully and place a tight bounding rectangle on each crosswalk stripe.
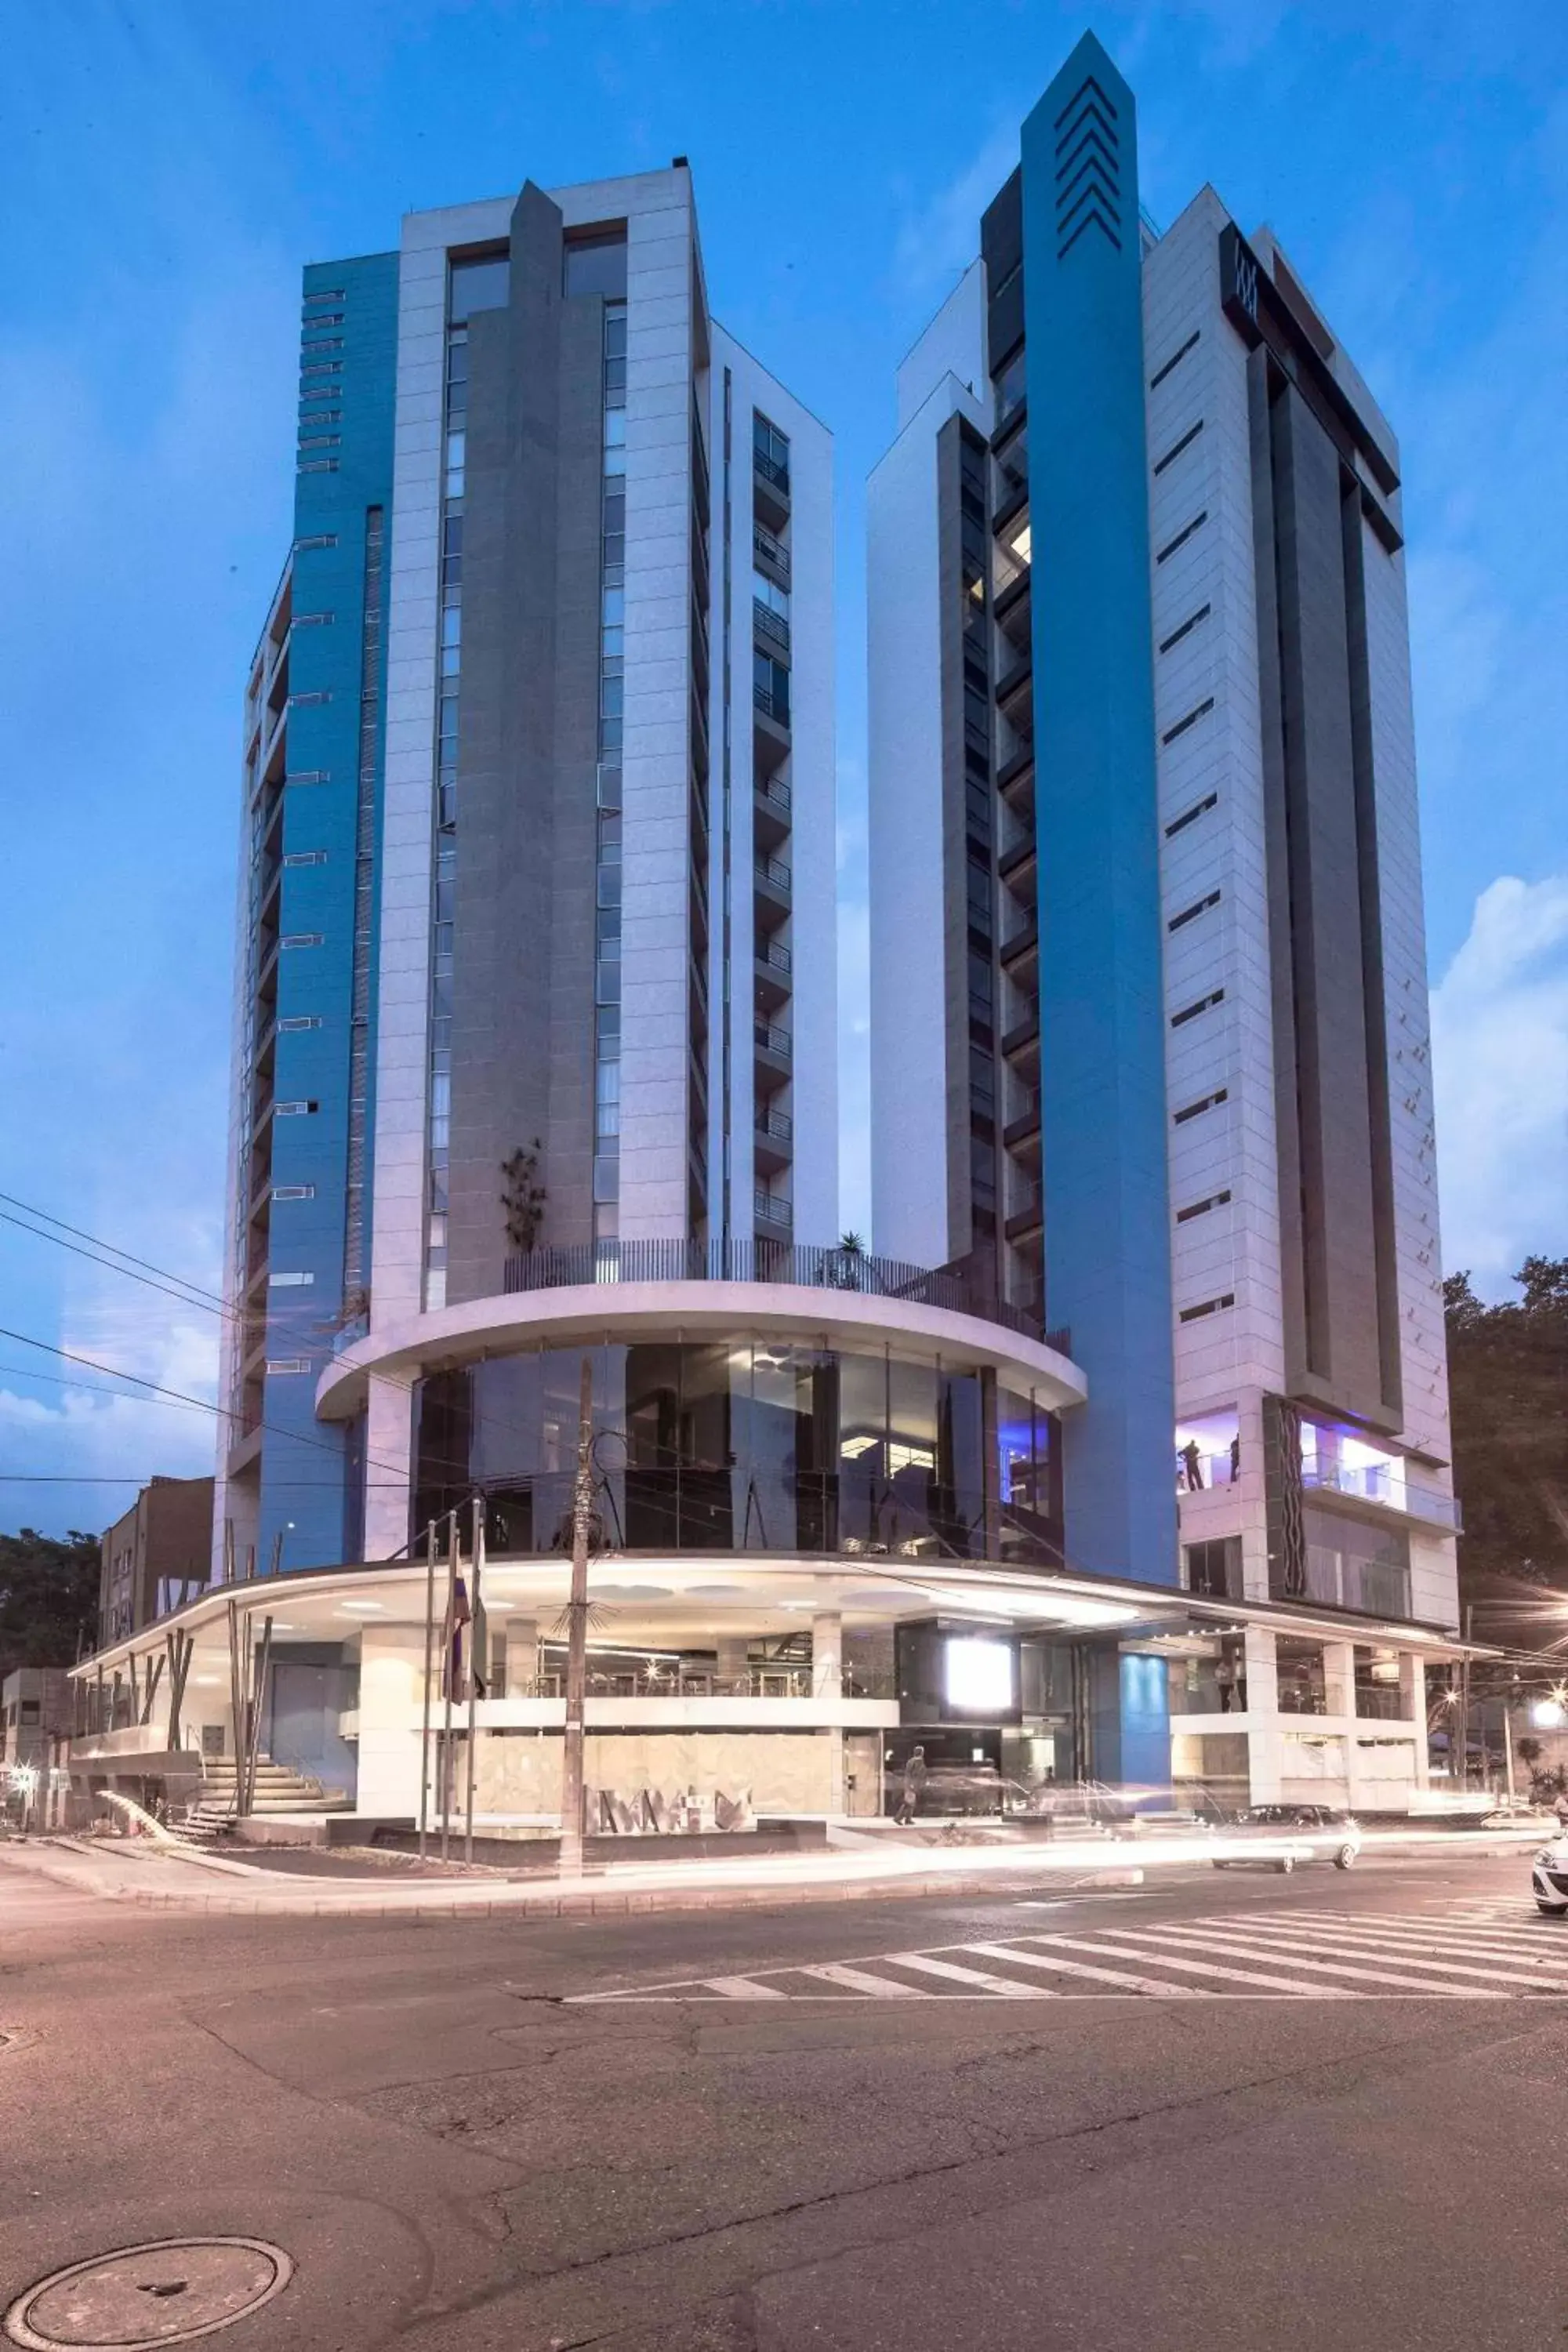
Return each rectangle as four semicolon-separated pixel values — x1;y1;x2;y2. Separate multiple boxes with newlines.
1011;1933;1359;1998
1101;1925;1504;1998
699;1975;789;1999
1278;1913;1568;1959
1209;1920;1568;1991
880;1951;1056;1997
964;1940;1206;1998
799;1962;934;1998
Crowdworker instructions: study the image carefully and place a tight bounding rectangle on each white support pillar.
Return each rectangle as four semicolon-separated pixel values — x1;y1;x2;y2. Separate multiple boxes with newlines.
1400;1653;1430;1788
1243;1624;1281;1803
811;1612;843;1697
504;1616;539;1699
1323;1641;1356;1719
362;1370;415;1562
814;1610;845;1818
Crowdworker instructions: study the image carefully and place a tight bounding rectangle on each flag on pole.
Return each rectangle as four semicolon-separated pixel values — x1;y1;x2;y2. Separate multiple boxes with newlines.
443;1567;472;1700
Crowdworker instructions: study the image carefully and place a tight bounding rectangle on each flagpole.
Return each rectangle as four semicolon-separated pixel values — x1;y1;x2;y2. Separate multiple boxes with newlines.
464;1492;483;1865
441;1508;459;1864
418;1519;437;1860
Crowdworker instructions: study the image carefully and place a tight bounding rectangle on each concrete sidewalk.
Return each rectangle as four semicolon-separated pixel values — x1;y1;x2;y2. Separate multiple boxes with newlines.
0;1821;1544;1924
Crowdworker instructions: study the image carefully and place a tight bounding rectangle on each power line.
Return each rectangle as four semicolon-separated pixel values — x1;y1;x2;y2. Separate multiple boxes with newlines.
0;1189;229;1312
0;1206;245;1328
0;1473;411;1486
0;1326;413;1490
0;1363;215;1411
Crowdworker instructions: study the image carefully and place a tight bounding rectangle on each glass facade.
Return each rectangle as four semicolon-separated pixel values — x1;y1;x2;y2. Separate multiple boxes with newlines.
592;288;627;1240
423;250;510;1308
412;1337;1064;1567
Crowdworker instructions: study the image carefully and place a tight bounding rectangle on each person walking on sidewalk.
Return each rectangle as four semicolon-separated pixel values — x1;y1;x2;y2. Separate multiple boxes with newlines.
895;1745;928;1825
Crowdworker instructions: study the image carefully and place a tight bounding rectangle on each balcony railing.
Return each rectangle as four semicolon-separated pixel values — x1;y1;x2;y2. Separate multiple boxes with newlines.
755;853;792;893
754;1019;792;1062
754;448;790;498
753;524;790;579
757;938;793;975
500;1237;1056;1345
756;774;793;817
1302;1459;1461;1531
753;598;790;655
753;1190;793;1228
1354;1684;1410;1721
495;1667;896;1702
753;682;790;730
757;1108;793;1142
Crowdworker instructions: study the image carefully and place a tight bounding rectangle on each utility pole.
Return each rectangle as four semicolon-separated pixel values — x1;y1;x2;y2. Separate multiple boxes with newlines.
559;1352;594;1879
1456;1602;1474;1798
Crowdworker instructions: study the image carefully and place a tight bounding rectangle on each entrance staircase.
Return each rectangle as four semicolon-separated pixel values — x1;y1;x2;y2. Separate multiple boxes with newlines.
178;1755;350;1842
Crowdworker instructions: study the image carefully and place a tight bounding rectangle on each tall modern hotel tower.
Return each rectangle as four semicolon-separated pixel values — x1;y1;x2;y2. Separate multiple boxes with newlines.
869;31;1461;1804
215;168;838;1580
74;85;1468;1829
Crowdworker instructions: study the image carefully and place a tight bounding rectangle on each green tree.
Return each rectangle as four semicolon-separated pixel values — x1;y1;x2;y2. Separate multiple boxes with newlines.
1444;1261;1568;1595
0;1528;100;1679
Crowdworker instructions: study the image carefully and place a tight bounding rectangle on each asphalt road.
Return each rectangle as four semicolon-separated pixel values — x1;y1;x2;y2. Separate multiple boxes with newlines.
3;1847;1564;2350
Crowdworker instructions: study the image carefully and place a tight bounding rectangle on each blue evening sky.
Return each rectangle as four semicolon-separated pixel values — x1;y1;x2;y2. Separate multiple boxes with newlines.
2;0;1564;1538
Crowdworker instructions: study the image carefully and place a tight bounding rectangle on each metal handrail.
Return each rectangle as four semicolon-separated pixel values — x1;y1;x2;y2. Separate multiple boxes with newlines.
754;1021;792;1060
754;448;790;495
754;1191;793;1227
756;774;792;814
499;1237;1056;1346
753;599;790;653
753;683;790;728
758;938;792;974
755;854;792;891
756;1108;793;1142
753;525;790;578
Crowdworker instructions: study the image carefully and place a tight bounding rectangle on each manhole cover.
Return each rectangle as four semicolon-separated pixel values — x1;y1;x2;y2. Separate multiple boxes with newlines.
3;2239;292;2348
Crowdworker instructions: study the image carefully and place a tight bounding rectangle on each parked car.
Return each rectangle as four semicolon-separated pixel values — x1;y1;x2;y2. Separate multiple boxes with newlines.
1530;1836;1568;1916
1212;1802;1362;1872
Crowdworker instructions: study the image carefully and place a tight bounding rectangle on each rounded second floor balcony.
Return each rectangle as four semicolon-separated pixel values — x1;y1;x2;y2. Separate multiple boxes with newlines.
316;1240;1087;1574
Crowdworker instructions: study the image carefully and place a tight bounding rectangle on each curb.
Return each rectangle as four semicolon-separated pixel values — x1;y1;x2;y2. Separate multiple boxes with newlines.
0;1835;1537;1926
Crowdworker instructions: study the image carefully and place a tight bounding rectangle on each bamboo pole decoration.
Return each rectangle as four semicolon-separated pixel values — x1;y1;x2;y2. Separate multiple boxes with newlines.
141;1654;165;1729
560;1352;594;1879
166;1632;192;1753
418;1519;437;1860
464;1496;484;1865
226;1599;245;1814
245;1616;274;1816
440;1509;459;1863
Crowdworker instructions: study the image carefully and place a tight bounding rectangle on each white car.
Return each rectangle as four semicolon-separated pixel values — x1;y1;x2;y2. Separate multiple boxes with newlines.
1530;1836;1568;1915
1212;1803;1363;1872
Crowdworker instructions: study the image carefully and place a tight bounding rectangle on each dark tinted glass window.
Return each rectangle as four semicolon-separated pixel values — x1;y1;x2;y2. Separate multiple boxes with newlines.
564;231;628;299
448;255;510;321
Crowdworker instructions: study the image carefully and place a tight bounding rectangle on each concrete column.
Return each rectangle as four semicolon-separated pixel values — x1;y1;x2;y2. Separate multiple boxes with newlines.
362;1371;415;1561
1400;1653;1429;1787
357;1624;429;1820
504;1616;539;1699
1243;1624;1281;1803
715;1637;750;1687
813;1612;845;1817
1323;1641;1356;1719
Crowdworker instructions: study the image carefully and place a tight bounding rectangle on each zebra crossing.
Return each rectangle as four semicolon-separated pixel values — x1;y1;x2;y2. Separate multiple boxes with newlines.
572;1901;1568;2004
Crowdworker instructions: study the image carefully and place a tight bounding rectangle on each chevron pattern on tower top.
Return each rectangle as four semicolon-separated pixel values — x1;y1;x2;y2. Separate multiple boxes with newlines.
1053;70;1122;256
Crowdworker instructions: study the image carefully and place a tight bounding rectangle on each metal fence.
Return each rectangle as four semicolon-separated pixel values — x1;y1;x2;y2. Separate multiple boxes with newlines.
500;1238;1065;1351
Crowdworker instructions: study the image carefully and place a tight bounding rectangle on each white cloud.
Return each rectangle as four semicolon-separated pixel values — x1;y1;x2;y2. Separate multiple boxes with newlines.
1432;874;1568;1298
891;122;1018;309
